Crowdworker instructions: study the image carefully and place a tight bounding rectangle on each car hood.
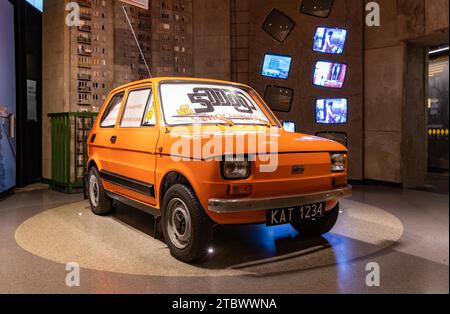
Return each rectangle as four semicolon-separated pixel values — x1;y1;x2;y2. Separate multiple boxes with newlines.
162;126;347;158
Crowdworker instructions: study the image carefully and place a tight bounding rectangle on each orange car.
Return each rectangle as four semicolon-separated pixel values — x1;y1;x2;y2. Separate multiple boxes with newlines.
85;77;352;262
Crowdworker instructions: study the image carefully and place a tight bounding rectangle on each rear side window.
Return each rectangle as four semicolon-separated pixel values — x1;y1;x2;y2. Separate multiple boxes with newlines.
100;93;124;128
121;88;152;128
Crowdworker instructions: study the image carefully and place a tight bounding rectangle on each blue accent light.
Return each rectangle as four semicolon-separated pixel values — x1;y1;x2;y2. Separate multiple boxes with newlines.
250;224;298;255
26;0;43;12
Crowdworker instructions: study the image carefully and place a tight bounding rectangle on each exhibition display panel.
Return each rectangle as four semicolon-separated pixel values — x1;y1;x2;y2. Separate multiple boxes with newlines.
0;1;16;195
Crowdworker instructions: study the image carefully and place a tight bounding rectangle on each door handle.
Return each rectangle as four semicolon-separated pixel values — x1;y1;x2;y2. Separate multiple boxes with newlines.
110;136;117;144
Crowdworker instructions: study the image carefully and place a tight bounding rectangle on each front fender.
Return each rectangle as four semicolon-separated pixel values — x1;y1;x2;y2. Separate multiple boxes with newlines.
155;155;220;210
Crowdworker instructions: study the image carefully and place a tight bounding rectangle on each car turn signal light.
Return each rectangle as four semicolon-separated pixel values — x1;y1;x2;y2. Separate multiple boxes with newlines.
228;184;252;196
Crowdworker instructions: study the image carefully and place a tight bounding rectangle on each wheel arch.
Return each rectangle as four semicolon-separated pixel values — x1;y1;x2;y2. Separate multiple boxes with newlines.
87;159;100;172
159;171;196;207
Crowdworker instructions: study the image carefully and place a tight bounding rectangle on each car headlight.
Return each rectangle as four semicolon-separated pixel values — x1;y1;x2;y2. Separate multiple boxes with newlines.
221;158;251;180
330;153;346;172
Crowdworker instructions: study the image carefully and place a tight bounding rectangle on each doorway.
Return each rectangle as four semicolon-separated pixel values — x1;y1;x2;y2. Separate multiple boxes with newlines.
428;48;449;171
15;1;43;187
421;46;450;194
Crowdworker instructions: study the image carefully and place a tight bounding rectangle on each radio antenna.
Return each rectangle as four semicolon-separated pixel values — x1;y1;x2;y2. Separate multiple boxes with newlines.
122;6;152;78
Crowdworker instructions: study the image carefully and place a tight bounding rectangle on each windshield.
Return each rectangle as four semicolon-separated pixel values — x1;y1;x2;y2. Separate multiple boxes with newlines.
159;82;273;126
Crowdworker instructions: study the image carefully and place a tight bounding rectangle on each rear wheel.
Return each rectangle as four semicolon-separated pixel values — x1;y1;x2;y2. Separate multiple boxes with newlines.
88;167;113;215
290;203;339;236
161;184;213;263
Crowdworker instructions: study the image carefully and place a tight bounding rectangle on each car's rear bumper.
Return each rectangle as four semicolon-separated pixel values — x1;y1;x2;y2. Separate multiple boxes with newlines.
208;185;352;214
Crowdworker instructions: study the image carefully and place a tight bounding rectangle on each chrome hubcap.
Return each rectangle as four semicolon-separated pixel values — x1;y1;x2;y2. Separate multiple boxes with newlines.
167;198;192;250
89;175;100;207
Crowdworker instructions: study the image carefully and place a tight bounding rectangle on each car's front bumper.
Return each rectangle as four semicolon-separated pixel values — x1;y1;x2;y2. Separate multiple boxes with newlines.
208;185;352;214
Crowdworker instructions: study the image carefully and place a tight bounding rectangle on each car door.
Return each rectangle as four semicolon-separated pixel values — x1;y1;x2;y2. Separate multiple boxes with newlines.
90;90;125;178
102;85;159;205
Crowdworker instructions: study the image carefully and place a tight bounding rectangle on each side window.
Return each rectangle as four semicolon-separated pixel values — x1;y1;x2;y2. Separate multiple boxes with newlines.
100;93;124;128
120;88;152;128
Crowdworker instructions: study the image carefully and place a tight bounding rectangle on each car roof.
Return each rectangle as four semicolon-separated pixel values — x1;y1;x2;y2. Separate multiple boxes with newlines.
109;77;252;94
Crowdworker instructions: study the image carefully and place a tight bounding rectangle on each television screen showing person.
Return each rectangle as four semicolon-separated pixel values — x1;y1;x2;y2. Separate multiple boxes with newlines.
313;61;347;89
313;27;347;54
316;99;348;124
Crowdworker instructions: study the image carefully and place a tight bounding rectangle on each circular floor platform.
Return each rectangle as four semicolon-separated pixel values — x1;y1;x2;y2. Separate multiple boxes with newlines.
15;199;404;277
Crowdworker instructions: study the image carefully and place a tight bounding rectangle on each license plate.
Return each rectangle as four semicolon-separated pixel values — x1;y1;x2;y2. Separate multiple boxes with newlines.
266;202;325;226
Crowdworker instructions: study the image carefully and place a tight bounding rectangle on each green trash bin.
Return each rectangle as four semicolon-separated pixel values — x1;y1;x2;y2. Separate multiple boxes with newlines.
48;112;98;193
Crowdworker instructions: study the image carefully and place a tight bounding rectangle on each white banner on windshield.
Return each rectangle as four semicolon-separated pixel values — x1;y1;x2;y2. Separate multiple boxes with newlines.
160;83;271;126
120;0;149;10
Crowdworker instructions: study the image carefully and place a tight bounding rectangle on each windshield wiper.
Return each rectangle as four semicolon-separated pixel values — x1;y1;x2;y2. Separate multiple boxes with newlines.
228;117;272;127
219;118;235;126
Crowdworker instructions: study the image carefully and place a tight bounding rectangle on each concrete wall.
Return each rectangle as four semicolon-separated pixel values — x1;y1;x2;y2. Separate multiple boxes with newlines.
42;0;69;179
402;45;428;187
364;45;404;182
231;0;250;83
364;0;448;187
192;0;231;80
425;0;449;35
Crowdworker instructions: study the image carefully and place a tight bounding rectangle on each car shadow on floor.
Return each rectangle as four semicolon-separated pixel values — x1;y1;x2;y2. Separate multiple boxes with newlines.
201;224;333;270
109;201;398;276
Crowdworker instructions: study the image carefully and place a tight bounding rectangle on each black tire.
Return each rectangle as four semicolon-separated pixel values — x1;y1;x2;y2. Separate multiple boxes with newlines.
161;184;213;263
291;203;340;236
87;167;113;215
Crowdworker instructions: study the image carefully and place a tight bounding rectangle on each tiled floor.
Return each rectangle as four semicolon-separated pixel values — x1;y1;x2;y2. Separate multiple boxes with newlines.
0;181;448;294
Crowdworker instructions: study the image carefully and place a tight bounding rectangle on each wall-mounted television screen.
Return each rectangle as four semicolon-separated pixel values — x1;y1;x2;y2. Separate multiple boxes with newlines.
262;9;296;43
264;85;294;112
283;120;297;133
313;61;347;89
261;53;292;79
300;0;334;18
313;27;347;54
316;98;348;124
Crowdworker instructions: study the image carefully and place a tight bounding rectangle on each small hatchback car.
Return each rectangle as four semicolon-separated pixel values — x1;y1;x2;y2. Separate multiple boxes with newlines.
85;77;352;262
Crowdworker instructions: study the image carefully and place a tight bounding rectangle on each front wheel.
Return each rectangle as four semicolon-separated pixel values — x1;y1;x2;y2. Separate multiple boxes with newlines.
161;184;213;263
88;167;113;216
290;203;339;236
